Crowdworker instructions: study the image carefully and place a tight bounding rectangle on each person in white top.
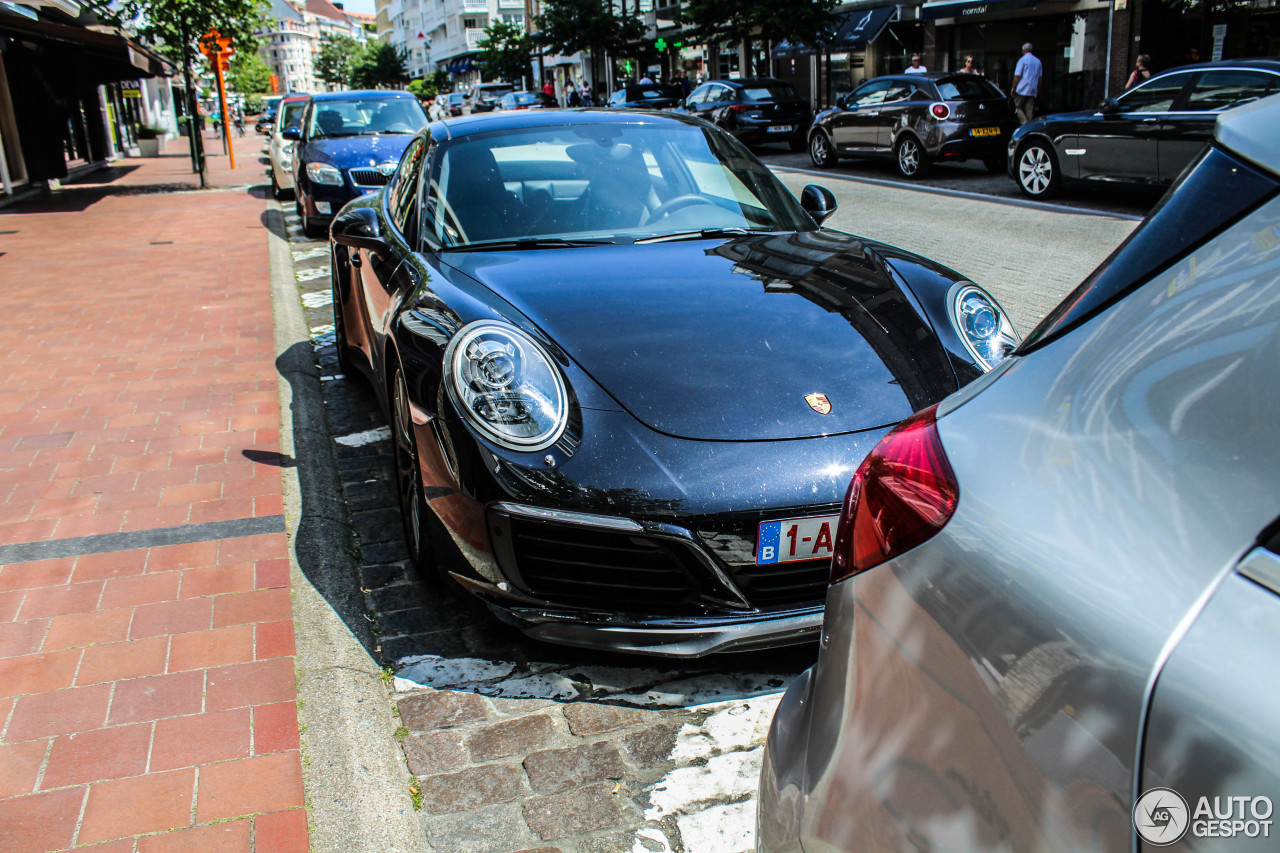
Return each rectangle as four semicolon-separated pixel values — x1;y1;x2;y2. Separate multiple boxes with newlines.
1011;43;1043;124
904;55;928;75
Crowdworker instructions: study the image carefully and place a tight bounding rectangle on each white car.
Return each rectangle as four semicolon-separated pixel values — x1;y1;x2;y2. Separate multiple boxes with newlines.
269;94;308;200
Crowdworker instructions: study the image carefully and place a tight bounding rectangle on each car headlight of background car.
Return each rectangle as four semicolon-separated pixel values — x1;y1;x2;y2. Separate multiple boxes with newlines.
947;283;1019;370
445;321;569;452
306;162;343;186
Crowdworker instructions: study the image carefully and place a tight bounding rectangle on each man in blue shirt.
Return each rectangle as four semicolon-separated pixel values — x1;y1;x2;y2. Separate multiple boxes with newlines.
1011;42;1043;125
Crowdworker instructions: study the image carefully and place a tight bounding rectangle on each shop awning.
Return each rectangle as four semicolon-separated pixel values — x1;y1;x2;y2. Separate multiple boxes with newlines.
921;0;1036;21
443;55;478;74
774;6;896;59
0;13;173;79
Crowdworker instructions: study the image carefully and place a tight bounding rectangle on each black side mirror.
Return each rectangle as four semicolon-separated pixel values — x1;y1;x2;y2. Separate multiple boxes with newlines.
801;185;838;225
684;99;696;111
282;126;301;140
331;206;387;253
1098;98;1120;116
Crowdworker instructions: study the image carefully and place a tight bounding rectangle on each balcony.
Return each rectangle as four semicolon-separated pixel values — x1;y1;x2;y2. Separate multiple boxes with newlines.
497;0;523;7
462;0;488;11
465;27;485;49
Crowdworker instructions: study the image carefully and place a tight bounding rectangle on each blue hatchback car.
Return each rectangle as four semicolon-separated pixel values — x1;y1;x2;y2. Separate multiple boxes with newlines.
285;90;428;238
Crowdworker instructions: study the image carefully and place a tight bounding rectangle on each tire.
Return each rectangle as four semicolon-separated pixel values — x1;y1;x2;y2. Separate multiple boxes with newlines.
894;135;930;179
392;366;436;574
1016;140;1061;199
788;135;806;153
331;248;354;374
983;153;1005;173
270;170;281;200
809;130;836;168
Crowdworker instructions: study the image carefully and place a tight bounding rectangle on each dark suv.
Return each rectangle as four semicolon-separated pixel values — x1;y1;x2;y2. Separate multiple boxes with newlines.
679;77;812;151
809;73;1016;178
1009;58;1280;198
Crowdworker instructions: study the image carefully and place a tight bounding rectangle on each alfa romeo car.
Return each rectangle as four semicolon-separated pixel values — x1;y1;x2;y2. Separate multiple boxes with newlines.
326;109;1018;657
758;92;1280;851
285;90;428;238
809;72;1017;178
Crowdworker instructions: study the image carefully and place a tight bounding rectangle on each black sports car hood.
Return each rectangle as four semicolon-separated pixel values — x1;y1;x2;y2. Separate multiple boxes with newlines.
444;230;959;441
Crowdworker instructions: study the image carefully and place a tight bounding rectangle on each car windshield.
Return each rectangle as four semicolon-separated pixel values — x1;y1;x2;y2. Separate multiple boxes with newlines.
935;77;1004;100
741;83;799;102
308;96;428;138
448;94;466;103
621;86;669;101
505;93;539;106
431;121;815;248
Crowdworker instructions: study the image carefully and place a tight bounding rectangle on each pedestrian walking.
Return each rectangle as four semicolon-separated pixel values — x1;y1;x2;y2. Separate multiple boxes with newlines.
639;72;654;85
674;69;693;96
567;81;583;107
960;55;981;74
233;109;246;137
582;80;592;105
428;96;447;122
1125;54;1153;90
904;55;928;74
543;78;555;99
1011;42;1043;124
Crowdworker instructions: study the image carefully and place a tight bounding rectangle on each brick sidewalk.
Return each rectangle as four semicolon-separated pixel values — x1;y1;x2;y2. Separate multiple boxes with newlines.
0;135;308;852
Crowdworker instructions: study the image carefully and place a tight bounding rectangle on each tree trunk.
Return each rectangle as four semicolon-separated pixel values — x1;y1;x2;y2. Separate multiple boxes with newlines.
180;19;207;188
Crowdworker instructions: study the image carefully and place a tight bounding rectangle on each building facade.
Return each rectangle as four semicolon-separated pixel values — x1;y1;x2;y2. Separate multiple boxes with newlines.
259;0;369;95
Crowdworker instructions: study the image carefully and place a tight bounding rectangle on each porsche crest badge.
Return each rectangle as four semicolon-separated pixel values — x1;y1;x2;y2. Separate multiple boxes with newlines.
805;393;832;415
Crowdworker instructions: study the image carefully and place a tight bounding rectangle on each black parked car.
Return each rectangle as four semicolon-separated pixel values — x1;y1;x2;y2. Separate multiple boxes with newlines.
809;72;1017;178
1009;59;1280;198
607;84;681;110
680;77;812;151
325;109;1020;657
285;90;428;238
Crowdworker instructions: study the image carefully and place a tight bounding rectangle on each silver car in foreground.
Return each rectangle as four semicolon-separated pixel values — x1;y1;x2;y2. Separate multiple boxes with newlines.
758;94;1280;852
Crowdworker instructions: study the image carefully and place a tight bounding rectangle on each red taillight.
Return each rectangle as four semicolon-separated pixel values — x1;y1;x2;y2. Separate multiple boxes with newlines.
830;405;958;585
931;103;950;120
729;103;750;113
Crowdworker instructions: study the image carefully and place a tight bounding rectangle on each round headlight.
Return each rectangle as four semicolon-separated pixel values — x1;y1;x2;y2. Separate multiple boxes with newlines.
947;283;1019;371
445;321;568;451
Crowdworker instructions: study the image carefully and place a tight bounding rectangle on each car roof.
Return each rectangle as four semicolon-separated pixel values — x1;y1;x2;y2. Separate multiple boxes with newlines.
431;107;707;139
1215;91;1280;176
308;89;417;102
1153;57;1280;75
699;77;791;88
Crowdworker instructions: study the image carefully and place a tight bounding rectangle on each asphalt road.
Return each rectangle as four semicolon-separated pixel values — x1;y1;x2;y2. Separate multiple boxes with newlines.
754;144;1164;220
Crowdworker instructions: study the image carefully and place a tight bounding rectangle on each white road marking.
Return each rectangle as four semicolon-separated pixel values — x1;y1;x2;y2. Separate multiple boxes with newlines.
334;426;391;447
296;267;329;282
301;290;332;307
293;247;330;261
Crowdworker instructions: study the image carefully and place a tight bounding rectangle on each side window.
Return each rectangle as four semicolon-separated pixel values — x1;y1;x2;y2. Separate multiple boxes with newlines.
848;80;892;108
686;85;709;105
1117;72;1193;113
610;89;626;105
1183;70;1277;112
884;83;916;103
708;84;732;104
387;138;427;242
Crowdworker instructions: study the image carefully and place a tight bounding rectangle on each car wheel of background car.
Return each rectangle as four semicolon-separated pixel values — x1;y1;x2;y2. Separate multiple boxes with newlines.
331;248;353;374
392;366;436;574
810;131;836;168
983;154;1005;173
270;170;282;201
895;135;931;179
1017;140;1061;199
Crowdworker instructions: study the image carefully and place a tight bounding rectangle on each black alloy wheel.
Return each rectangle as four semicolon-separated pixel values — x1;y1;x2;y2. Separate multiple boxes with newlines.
1016;140;1061;199
894;135;930;179
330;248;353;374
392;367;435;572
809;130;835;168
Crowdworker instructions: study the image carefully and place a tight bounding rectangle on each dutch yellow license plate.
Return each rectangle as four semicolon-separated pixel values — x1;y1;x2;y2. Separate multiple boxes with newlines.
970;126;1001;137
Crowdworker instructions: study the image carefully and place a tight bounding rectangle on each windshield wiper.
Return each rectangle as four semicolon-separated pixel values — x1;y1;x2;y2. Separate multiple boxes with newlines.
634;228;784;244
441;238;616;252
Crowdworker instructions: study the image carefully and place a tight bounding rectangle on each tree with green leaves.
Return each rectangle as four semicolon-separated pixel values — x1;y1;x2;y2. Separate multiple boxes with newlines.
315;34;360;90
534;0;644;91
407;71;449;101
681;0;840;76
227;50;272;94
350;41;410;89
86;0;270;186
477;20;532;88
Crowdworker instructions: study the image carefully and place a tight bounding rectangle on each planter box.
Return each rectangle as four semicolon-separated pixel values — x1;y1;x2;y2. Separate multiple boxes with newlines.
137;138;162;157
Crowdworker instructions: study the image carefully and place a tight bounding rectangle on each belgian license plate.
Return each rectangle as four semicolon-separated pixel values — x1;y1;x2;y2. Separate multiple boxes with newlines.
970;126;1000;137
757;514;840;565
768;125;795;133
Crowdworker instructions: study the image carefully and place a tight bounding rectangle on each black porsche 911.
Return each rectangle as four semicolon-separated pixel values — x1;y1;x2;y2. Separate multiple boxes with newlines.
327;109;1019;657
